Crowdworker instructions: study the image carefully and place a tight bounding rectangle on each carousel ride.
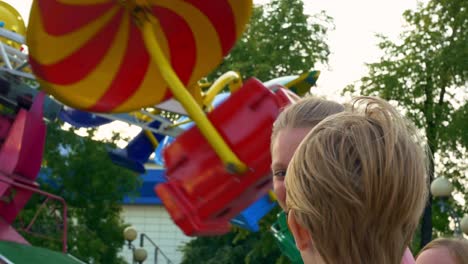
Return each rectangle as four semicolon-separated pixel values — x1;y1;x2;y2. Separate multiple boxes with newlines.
0;0;319;262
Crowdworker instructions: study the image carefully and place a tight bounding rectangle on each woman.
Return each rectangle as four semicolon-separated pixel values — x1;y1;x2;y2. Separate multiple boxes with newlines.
416;238;468;264
271;96;344;210
284;96;428;263
270;96;344;263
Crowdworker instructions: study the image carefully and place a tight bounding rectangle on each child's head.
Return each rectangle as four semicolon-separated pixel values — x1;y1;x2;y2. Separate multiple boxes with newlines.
272;96;345;139
271;97;344;209
416;238;468;264
285;96;429;264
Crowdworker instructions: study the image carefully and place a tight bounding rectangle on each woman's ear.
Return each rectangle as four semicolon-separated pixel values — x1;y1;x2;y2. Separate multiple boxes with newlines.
287;211;312;251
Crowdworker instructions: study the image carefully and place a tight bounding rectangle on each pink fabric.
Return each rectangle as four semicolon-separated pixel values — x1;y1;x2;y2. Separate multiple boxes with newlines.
401;247;415;264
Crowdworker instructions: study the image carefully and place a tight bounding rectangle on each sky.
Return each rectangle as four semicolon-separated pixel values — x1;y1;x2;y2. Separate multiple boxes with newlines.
300;0;419;101
3;0;421;141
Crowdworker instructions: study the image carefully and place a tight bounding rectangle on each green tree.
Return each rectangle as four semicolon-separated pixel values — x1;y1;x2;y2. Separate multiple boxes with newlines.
180;207;290;264
16;121;141;263
344;0;467;250
209;0;333;82
181;0;333;263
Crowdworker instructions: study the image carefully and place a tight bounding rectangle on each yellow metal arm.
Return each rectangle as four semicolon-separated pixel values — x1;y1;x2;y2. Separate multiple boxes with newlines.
202;71;242;107
166;118;192;129
141;20;247;173
144;130;159;149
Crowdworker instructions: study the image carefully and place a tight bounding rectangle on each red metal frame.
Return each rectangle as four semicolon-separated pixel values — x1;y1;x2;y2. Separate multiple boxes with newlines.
0;174;68;252
0;91;68;252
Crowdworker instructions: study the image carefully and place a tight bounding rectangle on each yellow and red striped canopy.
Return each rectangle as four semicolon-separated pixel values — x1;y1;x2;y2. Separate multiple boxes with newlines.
27;0;252;113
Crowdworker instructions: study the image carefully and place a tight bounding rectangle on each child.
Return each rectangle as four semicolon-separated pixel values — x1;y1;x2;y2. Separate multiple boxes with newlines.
285;96;429;264
416;237;468;264
271;97;344;210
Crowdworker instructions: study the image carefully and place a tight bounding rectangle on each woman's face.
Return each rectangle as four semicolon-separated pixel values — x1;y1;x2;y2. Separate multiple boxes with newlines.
416;247;457;264
271;128;311;210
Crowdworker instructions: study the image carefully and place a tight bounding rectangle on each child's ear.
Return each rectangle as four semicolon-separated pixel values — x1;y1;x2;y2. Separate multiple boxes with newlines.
287;211;313;251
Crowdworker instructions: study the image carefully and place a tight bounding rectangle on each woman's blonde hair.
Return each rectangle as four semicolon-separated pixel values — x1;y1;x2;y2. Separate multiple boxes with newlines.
419;238;468;264
271;96;344;142
286;96;429;264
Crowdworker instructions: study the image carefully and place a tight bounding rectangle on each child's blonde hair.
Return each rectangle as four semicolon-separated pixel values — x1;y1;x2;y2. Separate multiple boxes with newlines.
286;96;429;264
271;96;344;142
419;237;468;264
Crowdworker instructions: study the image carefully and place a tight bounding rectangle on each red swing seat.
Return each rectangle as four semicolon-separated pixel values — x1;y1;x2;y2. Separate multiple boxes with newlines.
155;78;293;236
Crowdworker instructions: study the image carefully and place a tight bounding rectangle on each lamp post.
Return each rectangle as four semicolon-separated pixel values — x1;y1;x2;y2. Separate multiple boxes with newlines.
134;248;148;264
124;226;148;264
430;177;468;237
123;226;174;264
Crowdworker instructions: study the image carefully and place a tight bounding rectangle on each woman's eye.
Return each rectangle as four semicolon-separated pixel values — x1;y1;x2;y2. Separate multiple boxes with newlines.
273;170;286;178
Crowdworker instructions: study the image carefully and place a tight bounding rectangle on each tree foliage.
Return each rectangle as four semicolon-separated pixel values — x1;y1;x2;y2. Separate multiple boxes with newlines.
16;121;141;263
180;207;290;264
344;0;467;250
209;0;333;82
181;0;333;263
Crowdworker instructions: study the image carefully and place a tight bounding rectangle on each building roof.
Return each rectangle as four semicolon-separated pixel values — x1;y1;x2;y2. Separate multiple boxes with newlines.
122;168;166;205
0;241;84;264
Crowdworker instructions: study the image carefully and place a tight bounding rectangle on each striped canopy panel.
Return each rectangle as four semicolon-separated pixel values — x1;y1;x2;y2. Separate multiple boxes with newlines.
26;0;252;113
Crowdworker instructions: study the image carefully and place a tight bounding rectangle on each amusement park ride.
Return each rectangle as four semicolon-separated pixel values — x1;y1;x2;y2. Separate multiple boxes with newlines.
0;0;319;262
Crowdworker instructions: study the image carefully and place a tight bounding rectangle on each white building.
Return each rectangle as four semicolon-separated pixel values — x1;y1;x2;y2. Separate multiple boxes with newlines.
118;165;276;264
119;169;192;264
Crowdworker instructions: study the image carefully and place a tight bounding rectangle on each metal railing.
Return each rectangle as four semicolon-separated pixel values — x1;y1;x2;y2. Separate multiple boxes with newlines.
139;233;174;264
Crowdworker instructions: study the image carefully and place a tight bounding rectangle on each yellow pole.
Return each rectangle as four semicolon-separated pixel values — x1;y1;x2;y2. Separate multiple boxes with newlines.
203;71;242;107
141;20;247;174
144;130;159;149
166;118;192;129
